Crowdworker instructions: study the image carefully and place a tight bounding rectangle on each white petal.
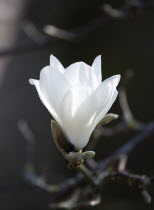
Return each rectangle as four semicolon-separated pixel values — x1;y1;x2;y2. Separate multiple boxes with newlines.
39;65;70;117
73;75;120;126
60;86;90;119
72;75;120;144
50;54;64;73
29;79;61;124
73;90;97;126
65;62;96;89
92;55;102;85
70;86;90;116
61;75;120;149
60;87;94;150
91;90;118;133
93;75;120;109
89;75;120;135
65;62;89;84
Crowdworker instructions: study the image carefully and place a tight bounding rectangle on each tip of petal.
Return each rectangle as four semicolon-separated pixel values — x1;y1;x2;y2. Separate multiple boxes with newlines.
93;55;102;64
50;54;57;63
111;74;121;85
50;54;64;73
29;78;35;85
116;74;121;83
97;54;102;58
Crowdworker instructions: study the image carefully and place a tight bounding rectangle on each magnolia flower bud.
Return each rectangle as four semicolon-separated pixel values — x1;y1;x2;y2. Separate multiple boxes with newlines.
98;113;119;126
82;151;96;159
29;54;120;151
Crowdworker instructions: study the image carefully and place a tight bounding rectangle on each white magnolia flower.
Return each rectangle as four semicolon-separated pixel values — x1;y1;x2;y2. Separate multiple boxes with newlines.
29;55;120;151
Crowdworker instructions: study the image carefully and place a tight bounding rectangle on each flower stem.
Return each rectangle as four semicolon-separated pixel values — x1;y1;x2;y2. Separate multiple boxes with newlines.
77;164;98;186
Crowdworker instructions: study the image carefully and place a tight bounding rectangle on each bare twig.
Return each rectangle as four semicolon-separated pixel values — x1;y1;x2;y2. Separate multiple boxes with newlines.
49;188;81;209
99;122;154;171
119;87;135;124
17;120;35;167
77;164;99;186
118;155;128;172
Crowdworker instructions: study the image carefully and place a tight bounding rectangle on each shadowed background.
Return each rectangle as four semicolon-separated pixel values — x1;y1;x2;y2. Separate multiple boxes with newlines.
0;0;154;209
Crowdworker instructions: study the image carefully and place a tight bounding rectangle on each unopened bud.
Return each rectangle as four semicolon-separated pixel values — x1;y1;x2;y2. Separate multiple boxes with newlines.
66;152;83;168
98;113;119;126
82;151;96;159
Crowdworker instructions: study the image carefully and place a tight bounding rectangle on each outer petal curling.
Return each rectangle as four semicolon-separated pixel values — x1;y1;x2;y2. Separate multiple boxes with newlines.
89;75;120;136
39;66;71;116
29;78;61;124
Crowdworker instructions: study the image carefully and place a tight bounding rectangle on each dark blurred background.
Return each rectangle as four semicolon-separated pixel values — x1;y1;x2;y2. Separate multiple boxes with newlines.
0;0;154;209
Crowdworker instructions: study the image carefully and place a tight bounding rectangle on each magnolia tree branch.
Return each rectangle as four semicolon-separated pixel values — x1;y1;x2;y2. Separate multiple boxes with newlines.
0;113;153;209
5;118;152;209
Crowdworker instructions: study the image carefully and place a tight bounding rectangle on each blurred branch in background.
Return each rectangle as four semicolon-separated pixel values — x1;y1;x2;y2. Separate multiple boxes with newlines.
0;0;27;84
44;0;154;41
17;120;35;171
0;0;154;57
